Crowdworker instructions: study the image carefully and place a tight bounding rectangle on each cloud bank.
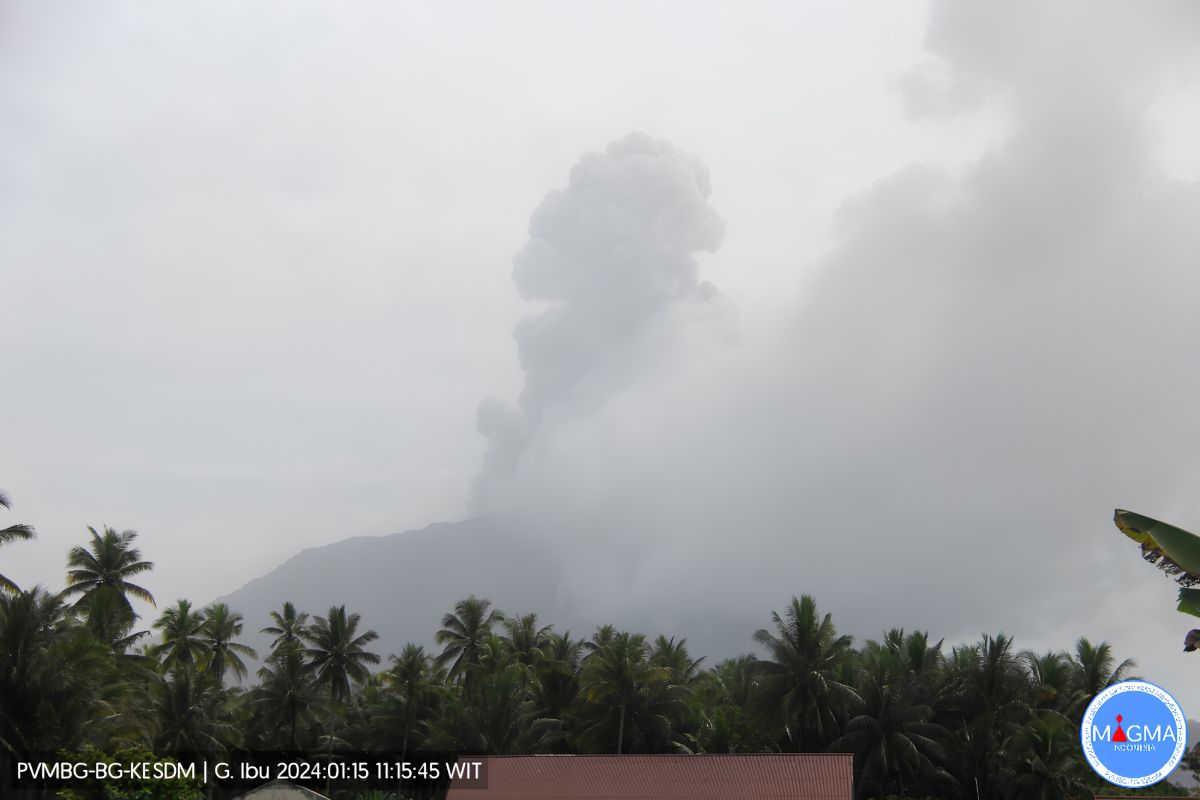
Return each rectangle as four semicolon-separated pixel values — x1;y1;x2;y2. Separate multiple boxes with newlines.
470;0;1200;710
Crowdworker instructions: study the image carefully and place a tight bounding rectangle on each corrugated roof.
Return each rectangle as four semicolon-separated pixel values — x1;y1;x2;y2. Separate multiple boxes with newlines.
445;753;853;800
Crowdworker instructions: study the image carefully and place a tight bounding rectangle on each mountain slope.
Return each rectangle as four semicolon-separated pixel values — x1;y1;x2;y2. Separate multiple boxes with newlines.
215;515;563;665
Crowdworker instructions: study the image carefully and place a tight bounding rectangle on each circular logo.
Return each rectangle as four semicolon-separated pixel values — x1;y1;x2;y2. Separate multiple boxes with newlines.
1080;680;1187;788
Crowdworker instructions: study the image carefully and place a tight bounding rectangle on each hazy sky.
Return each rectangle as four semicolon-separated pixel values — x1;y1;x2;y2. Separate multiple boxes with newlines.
6;2;1200;709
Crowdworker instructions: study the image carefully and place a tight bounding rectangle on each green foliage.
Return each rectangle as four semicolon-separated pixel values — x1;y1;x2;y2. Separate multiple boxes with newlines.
304;605;381;704
0;489;35;594
1114;509;1200;586
576;630;683;754
751;594;859;751
62;527;155;635
0;517;1165;800
201;602;257;684
434;595;504;695
833;633;952;796
251;639;322;750
152;599;207;672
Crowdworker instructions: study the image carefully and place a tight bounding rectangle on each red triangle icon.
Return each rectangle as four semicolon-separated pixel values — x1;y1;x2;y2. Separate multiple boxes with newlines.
1113;714;1128;743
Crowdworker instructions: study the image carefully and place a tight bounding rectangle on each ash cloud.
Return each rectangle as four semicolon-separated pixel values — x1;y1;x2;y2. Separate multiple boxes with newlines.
474;0;1200;708
472;132;728;512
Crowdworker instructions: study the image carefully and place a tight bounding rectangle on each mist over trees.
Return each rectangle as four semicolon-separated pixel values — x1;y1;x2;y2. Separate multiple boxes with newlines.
0;509;1180;799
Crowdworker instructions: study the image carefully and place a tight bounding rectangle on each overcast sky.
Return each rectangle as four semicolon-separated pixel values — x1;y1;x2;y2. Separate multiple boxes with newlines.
6;1;1200;710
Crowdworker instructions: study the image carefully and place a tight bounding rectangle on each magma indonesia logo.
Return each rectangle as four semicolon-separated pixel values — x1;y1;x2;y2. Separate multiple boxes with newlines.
1081;680;1187;788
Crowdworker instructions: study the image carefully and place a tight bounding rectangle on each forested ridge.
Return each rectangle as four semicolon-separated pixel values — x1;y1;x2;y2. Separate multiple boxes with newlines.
0;500;1191;799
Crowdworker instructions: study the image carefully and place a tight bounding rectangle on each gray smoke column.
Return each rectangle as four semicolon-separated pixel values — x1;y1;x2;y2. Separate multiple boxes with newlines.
463;3;1200;711
472;132;726;511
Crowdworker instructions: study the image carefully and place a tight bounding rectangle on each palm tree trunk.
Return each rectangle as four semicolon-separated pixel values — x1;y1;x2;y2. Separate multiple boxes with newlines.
617;701;626;754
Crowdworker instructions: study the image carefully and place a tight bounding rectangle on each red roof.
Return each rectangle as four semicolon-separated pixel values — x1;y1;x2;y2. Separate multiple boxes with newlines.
446;753;854;800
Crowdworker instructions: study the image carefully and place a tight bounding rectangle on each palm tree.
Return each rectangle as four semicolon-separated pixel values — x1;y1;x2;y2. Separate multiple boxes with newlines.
504;612;553;681
303;605;381;704
424;658;527;755
947;633;1033;800
152;599;208;673
0;586;71;746
201;603;257;685
435;595;504;694
428;639;528;755
833;647;952;798
524;632;584;753
584;624;617;654
1070;637;1135;720
253;644;319;750
650;636;704;686
692;654;770;754
262;601;310;651
155;667;239;757
379;644;442;756
885;629;944;678
1007;711;1095;800
1023;650;1076;713
0;586;117;762
61;526;155;633
0;490;35;594
752;595;859;751
719;653;761;704
578;631;677;754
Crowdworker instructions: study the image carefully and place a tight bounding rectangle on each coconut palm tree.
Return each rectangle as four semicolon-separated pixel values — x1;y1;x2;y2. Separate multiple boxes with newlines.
201;603;257;685
752;595;860;751
423;655;527;756
303;605;380;704
430;639;528;754
578;631;678;754
262;601;310;651
650;636;704;686
833;647;952;798
946;633;1034;800
378;644;443;756
709;654;759;709
1070;637;1135;720
152;599;208;673
1023;650;1076;713
155;667;238;757
0;586;116;760
61;526;155;633
1007;710;1094;800
0;586;71;748
435;595;504;694
253;643;319;750
504;612;553;679
0;490;35;594
78;588;153;653
883;629;944;678
690;654;773;754
524;632;584;753
584;624;617;654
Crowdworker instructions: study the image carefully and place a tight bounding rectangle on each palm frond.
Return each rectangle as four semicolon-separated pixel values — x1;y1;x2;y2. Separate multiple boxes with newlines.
0;524;35;542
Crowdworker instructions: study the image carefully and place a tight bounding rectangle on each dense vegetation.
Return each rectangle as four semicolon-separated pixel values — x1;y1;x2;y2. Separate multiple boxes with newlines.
0;500;1191;799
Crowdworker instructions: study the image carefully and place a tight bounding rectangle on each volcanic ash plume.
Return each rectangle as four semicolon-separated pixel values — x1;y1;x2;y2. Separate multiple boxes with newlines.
472;132;727;512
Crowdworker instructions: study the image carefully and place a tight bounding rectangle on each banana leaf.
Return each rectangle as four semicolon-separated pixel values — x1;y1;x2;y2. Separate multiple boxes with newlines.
1178;588;1200;618
1114;509;1200;587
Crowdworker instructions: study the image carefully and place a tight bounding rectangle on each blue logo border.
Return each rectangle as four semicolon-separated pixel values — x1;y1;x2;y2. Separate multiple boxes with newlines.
1079;679;1188;788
